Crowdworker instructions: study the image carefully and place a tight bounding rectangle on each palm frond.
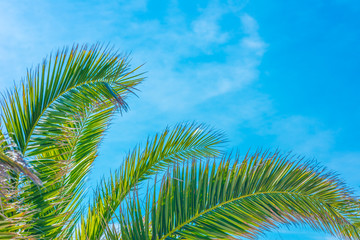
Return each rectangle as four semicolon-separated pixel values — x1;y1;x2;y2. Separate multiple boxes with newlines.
0;44;143;238
21;104;115;239
0;44;143;155
120;151;360;240
76;123;225;240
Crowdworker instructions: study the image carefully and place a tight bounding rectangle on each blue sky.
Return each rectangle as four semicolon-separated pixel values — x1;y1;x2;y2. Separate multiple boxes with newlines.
0;0;359;239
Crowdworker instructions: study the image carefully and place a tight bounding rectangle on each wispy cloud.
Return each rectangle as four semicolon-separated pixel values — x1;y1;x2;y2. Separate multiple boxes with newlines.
125;12;267;111
0;0;357;195
0;0;265;105
0;0;268;169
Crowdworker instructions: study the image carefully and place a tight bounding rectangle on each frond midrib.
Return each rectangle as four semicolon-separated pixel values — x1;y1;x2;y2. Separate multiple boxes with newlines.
160;190;345;239
22;79;117;153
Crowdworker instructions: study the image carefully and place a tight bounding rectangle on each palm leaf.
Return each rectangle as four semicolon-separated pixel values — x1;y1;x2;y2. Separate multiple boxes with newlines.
0;44;143;238
21;105;114;239
76;123;225;240
119;151;360;239
0;44;143;156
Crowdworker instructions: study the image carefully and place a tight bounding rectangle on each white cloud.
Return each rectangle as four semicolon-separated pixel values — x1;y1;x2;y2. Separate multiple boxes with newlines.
128;14;267;110
191;2;229;48
0;0;266;110
0;0;270;179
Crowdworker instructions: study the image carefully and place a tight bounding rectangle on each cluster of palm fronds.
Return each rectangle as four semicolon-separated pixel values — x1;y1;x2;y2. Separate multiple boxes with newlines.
0;44;359;239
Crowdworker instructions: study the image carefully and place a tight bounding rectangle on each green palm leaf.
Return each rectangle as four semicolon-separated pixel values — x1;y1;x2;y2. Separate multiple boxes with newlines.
76;123;225;240
0;44;143;239
22;105;114;239
0;44;142;156
118;152;360;239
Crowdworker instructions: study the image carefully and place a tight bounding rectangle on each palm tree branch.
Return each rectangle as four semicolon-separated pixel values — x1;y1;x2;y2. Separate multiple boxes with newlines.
146;152;360;240
0;44;143;155
76;123;225;240
160;190;358;239
22;105;114;239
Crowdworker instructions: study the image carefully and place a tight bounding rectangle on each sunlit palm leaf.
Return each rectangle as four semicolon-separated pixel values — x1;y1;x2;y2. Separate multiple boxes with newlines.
0;44;142;155
118;152;360;240
0;44;143;239
22;105;114;239
76;123;225;240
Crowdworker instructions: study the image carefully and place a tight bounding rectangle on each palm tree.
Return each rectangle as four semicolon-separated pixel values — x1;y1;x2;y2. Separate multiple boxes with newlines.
0;44;359;239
